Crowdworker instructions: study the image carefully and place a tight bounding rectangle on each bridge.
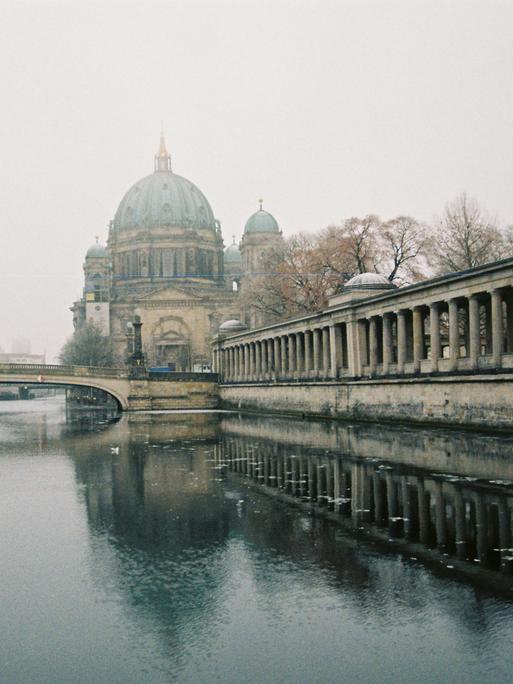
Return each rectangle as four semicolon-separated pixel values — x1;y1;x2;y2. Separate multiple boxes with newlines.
0;364;219;411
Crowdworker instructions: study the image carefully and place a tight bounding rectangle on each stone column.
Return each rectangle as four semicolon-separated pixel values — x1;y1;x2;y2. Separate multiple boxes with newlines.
237;346;242;381
369;318;378;375
345;321;359;376
288;334;296;376
255;341;261;380
396;311;406;374
448;298;460;372
247;343;253;380
304;331;312;374
274;338;281;377
413;306;423;373
429;303;440;372
226;347;233;382
312;329;321;376
491;288;504;367
281;336;288;378
382;315;393;375
244;344;250;381
357;319;368;372
230;348;234;380
468;295;480;370
267;339;274;378
236;345;241;381
322;328;330;378
261;340;268;378
296;333;304;376
329;325;342;379
506;293;513;353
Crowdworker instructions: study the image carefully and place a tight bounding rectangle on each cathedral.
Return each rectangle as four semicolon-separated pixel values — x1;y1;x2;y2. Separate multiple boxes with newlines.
71;135;283;370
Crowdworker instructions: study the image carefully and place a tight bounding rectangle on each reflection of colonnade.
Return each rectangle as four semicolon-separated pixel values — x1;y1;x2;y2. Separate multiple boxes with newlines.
213;258;513;382
217;436;513;574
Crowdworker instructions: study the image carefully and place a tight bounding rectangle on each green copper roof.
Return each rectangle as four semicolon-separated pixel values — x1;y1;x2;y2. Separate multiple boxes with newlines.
113;170;217;233
224;242;242;264
244;208;280;235
86;242;108;258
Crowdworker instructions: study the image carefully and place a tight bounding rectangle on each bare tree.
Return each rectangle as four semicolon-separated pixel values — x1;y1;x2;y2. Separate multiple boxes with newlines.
430;193;507;273
242;233;338;322
242;212;430;324
379;216;428;283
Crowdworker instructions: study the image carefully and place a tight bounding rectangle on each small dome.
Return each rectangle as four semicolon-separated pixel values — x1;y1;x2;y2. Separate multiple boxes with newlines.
219;319;247;333
86;242;108;258
345;272;396;290
244;208;280;235
224;242;242;264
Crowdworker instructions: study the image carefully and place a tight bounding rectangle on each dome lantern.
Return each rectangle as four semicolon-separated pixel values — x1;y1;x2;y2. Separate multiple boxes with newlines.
154;131;172;172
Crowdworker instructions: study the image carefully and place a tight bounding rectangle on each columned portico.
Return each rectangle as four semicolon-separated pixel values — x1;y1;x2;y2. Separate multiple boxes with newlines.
214;259;513;394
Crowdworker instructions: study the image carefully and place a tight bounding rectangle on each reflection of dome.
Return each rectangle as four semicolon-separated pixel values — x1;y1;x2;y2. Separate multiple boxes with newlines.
244;208;279;235
219;319;247;333
224;242;242;265
112;136;217;233
86;241;108;258
345;272;396;290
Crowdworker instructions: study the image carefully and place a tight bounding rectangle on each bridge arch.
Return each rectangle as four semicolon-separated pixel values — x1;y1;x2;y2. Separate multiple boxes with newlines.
0;365;131;411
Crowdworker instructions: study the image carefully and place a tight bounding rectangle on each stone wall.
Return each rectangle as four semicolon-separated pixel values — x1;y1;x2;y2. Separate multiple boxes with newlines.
128;377;219;410
220;373;513;430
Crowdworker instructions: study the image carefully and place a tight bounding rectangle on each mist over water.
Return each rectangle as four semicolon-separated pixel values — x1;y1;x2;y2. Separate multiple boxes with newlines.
1;397;513;683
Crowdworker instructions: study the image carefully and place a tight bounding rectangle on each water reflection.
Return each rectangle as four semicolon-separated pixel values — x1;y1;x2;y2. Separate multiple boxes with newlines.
69;409;513;588
3;400;513;682
217;415;513;583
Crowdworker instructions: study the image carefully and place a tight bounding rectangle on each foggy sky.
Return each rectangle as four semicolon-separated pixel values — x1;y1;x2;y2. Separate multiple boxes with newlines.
1;0;512;361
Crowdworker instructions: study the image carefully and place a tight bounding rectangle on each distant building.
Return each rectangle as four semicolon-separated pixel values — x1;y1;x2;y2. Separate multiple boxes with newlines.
71;135;283;370
0;352;45;364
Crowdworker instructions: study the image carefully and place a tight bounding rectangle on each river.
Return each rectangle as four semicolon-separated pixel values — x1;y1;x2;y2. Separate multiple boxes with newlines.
1;396;513;683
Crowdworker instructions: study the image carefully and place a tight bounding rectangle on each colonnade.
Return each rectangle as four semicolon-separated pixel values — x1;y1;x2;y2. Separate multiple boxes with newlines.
216;436;513;573
213;324;346;382
213;283;513;382
355;287;513;377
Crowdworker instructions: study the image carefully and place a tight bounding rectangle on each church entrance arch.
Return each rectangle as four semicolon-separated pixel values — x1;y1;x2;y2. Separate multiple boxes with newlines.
150;317;192;371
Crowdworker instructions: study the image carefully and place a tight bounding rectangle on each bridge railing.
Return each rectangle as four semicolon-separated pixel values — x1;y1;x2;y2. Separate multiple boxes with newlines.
0;363;128;378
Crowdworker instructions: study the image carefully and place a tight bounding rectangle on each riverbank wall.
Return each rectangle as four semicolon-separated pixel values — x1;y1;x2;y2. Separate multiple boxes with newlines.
219;372;513;430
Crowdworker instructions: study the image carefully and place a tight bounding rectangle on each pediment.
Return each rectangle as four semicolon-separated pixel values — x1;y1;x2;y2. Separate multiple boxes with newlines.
136;284;209;302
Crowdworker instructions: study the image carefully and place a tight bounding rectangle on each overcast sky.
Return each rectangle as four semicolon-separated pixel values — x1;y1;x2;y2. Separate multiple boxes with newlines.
1;0;512;361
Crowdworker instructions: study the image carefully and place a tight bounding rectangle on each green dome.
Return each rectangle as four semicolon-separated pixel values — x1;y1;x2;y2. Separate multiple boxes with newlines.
244;208;280;235
224;242;242;264
113;171;216;233
112;136;217;234
86;242;108;258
